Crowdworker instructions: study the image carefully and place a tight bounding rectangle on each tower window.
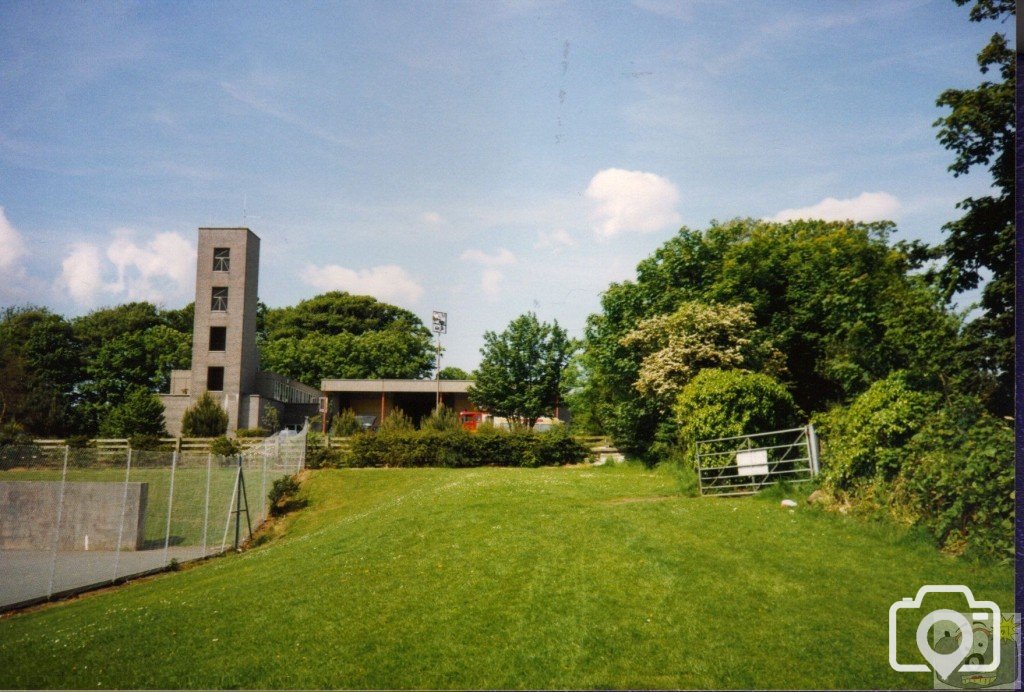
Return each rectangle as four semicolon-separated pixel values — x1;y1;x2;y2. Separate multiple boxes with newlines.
211;287;228;311
206;367;225;392
213;248;230;272
209;326;226;351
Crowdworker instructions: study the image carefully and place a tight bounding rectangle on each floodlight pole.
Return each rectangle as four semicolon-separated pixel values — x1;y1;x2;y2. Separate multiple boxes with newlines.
432;310;447;411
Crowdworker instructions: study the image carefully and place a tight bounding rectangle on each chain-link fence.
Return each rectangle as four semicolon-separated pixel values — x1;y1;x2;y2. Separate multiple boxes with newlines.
0;426;306;611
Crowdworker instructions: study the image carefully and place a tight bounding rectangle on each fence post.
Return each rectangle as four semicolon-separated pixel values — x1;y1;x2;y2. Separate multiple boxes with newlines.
163;450;178;566
259;449;268;524
221;456;240;553
202;452;212;555
807;424;820;476
112;448;133;582
46;445;70;598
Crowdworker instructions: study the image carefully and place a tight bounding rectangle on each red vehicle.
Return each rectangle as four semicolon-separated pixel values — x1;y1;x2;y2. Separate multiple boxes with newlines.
459;411;485;431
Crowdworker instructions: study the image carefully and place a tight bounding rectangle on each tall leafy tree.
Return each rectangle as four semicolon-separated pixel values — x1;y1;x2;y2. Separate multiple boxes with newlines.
581;219;965;454
468;313;575;429
0;307;81;435
263;292;429;340
259;292;435;387
933;0;1014;415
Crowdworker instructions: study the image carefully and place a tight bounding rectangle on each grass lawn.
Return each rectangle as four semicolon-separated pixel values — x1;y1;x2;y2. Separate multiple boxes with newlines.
0;464;1013;689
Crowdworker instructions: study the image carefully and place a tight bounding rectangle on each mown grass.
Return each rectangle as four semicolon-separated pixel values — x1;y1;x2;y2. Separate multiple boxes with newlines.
0;464;1012;689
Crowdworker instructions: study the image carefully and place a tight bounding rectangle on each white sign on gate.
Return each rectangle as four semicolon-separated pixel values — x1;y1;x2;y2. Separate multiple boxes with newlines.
735;449;769;476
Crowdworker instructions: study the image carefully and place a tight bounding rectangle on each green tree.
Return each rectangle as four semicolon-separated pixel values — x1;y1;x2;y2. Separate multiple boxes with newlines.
932;0;1014;415
258;292;435;388
99;387;167;437
71;302;164;358
621;301;785;411
674;369;802;460
262;291;429;340
438;366;471;380
580;219;966;454
468;313;575;429
181;391;228;437
77;325;190;434
0;306;81;435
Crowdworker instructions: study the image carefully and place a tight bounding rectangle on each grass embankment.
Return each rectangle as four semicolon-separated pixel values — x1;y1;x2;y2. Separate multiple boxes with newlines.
0;465;1012;689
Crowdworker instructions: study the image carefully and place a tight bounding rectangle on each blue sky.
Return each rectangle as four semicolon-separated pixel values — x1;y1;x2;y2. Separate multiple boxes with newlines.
0;0;1007;371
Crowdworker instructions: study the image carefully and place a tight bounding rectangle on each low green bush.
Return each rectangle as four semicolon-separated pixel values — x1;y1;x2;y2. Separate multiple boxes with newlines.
128;434;162;450
818;373;1013;560
330;409;363;436
268;475;305;516
235;427;268;438
674;369;802;460
347;426;590;468
378;407;414;433
182;392;228;437
420;406;461;432
65;434;91;449
210;436;241;457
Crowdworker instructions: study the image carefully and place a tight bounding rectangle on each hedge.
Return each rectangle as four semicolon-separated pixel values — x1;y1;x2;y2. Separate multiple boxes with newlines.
341;426;591;468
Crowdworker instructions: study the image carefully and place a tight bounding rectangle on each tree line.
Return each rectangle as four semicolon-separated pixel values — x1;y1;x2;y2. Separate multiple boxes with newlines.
0;292;439;439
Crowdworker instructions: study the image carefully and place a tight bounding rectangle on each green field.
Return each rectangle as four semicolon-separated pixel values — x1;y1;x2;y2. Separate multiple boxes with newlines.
0;465;1013;689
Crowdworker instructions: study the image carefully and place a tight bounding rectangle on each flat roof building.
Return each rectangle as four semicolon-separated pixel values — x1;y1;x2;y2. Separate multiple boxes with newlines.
320;379;475;428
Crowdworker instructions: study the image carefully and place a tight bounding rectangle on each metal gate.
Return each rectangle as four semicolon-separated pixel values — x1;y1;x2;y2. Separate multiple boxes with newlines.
695;425;820;497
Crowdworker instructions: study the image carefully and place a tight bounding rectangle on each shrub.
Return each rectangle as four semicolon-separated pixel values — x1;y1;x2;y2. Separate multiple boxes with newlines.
268;475;303;516
674;369;802;461
260;406;280;433
0;422;32;447
128;434;162;450
817;372;940;489
100;387;167;438
330;408;363;437
182;392;228;437
210;436;241;457
818;378;1013;560
235;427;268;438
420;406;461;432
347;427;590;468
65;434;91;449
378;407;414;433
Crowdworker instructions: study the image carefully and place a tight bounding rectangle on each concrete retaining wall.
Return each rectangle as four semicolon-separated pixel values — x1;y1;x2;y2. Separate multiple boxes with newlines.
0;481;148;551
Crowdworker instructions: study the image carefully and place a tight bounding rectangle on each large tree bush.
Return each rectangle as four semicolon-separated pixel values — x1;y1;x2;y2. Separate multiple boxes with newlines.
468;313;576;429
99;387;167;438
674;369;802;461
581;218;965;454
932;0;1014;416
258;292;435;388
817;372;1012;560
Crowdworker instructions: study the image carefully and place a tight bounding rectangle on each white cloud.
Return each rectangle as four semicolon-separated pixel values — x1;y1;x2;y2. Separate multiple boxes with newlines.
534;228;577;250
303;263;424;306
59;243;108;305
586;168;681;238
770;192;901;223
420;211;444;227
480;269;505;299
460;248;517;266
56;230;196;307
0;206;28;270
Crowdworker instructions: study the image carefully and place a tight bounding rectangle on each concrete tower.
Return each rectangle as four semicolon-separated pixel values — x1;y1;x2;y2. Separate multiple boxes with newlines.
190;228;260;430
160;226;321;436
